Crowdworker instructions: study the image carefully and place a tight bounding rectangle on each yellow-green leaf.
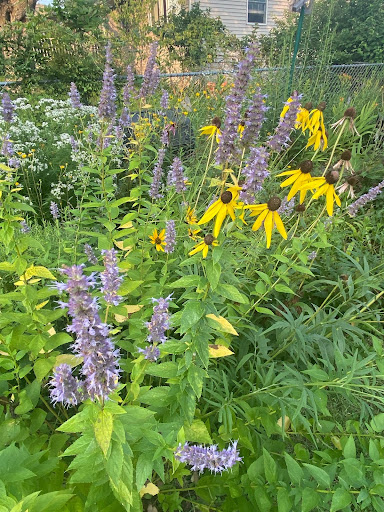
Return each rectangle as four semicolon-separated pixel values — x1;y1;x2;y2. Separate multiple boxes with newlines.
208;344;234;358
139;482;159;498
25;265;55;280
206;314;238;335
55;354;82;368
94;409;113;457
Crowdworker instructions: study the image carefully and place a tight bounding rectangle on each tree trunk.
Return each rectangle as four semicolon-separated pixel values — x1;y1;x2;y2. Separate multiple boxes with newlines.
0;0;37;26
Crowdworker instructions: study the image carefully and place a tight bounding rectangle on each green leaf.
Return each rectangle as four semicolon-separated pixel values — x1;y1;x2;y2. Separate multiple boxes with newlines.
263;448;277;483
145;362;178;378
216;284;249;304
301;488;320;512
275;283;295;294
136;452;153;491
34;357;56;381
119;280;144;296
187;365;205;398
303;463;331;488
94;409;113;457
277;487;293;512
180;300;204;333
170;275;199;288
205;260;221;290
330;488;352;512
184;419;212;444
370;413;384;432
343;435;356;459
284;453;304;485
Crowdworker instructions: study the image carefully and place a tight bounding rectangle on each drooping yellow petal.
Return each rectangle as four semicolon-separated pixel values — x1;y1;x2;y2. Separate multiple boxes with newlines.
251;208;268;231
199;125;216;137
276;169;300;177
227;203;236;221
156;244;165;252
198;200;222;225
287;173;308;200
213;205;227;237
280;172;301;188
322;130;328;150
312;183;328;200
299;188;307;204
334;189;341;207
326;185;334;216
202;245;209;258
300;177;324;192
264;211;274;248
247;203;268;217
189;242;205;256
274;212;287;239
159;229;165;238
313;131;322;151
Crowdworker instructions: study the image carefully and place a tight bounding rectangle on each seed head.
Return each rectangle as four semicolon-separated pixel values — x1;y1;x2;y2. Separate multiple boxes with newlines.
211;117;221;129
204;234;215;245
344;107;356;119
300;160;313;174
341;149;352;161
220;191;233;204
303;102;313;111
325;170;339;185
347;175;359;186
317;102;326;111
267;196;281;211
295;204;306;212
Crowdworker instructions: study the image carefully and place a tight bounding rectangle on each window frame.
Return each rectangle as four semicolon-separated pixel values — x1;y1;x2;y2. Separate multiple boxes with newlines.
247;0;268;25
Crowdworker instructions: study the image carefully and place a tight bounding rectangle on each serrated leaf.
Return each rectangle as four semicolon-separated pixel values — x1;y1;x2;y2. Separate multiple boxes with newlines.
94;410;113;457
208;344;234;358
206;314;238;335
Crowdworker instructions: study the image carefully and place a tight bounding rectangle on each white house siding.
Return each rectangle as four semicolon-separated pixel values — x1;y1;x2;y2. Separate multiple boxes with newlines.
193;0;291;37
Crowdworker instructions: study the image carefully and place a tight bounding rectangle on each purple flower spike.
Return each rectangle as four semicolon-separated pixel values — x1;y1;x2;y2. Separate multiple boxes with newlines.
146;294;172;344
267;91;302;153
20;220;30;233
241;87;268;147
139;42;160;98
216;42;260;166
101;249;123;306
2;92;14;123
160;89;169;114
98;42;117;120
168;156;187;193
69;83;82;108
1;135;14;157
164;220;176;254
55;264;120;402
240;146;270;204
150;148;166;199
278;197;295;217
84;243;98;265
175;441;242;474
138;345;160;361
49;364;82;407
123;65;136;106
50;201;60;220
348;179;384;217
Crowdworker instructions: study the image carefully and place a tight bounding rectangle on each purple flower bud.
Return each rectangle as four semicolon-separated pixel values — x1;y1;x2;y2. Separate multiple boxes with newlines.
123;65;136;106
241;87;268;147
164;220;176;254
69;83;82;108
49;364;82;407
98;42;117;120
308;251;317;261
240;146;270;204
216;43;260;165
1;135;14;157
175;441;242;474
138;345;160;361
84;243;98;265
101;249;123;306
8;157;20;169
267;91;302;153
168;156;187;193
1;92;14;123
50;201;60;220
146;294;172;344
139;42;160;98
149;148;166;200
160;89;169;114
348;179;384;217
70;136;78;152
278;196;295;217
20;220;30;233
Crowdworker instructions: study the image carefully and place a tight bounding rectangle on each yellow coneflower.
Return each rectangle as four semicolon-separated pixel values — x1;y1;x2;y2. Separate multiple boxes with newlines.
246;196;287;248
188;227;201;241
305;102;327;134
306;127;328;151
185;206;198;225
296;102;312;131
277;160;314;203
189;234;218;258
149;228;166;252
300;170;341;216
198;186;241;237
199;117;222;143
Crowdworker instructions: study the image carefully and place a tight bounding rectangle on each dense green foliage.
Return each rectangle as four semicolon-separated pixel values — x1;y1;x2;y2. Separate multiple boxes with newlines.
260;0;384;66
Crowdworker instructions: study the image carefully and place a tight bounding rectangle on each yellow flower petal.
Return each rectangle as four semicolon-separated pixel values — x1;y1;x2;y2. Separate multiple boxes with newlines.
198;200;222;225
189;242;205;256
274;212;287;239
312;183;328;200
326;185;334;216
276;169;300;177
213;205;227;237
280;172;301;188
334;190;341;207
264;211;274;248
251;208;268;231
202;245;209;258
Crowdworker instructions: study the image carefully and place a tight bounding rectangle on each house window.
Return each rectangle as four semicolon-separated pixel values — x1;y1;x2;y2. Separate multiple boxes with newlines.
248;0;267;24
